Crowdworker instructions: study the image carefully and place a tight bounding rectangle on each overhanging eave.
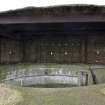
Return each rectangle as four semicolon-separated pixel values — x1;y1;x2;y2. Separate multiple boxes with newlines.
0;15;105;24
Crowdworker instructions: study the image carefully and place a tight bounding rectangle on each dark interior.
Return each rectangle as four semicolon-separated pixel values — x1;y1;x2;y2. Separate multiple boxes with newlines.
0;22;105;64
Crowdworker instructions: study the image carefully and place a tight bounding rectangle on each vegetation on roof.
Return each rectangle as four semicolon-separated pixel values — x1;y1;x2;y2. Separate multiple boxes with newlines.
0;4;105;17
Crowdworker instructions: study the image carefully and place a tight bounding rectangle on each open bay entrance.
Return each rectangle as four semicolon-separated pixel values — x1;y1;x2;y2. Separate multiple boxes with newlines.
0;22;105;64
0;22;105;87
25;34;82;63
39;35;82;63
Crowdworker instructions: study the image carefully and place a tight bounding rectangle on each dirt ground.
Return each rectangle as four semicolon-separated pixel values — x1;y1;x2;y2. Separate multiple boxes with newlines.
0;84;23;105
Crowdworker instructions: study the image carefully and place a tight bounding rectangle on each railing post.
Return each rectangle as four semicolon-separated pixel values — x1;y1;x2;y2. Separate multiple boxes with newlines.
78;71;88;86
20;79;23;86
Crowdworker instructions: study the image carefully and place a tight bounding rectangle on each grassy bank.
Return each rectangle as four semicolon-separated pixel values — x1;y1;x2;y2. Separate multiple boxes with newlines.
0;64;105;105
1;83;105;105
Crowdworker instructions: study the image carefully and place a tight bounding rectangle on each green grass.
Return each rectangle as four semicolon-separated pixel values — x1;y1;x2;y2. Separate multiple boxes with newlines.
2;83;105;105
91;68;105;84
0;84;23;105
0;64;105;105
1;63;105;105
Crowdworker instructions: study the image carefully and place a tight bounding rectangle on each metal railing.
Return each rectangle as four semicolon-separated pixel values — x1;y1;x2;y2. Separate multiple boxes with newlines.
1;71;88;87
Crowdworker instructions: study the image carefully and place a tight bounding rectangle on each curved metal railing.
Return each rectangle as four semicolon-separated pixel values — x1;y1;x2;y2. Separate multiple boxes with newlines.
1;71;88;87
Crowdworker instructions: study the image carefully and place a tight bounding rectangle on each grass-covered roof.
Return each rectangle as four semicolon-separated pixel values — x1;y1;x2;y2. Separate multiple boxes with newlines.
0;4;105;17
